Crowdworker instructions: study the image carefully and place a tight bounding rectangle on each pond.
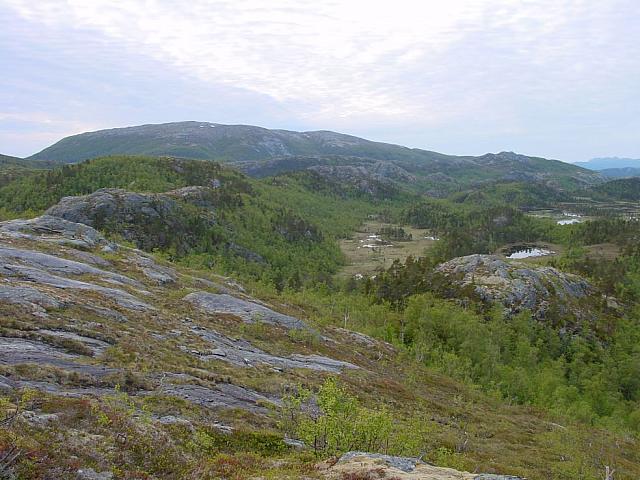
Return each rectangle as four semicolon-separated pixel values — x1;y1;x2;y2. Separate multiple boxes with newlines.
504;245;555;259
557;212;583;225
557;218;582;225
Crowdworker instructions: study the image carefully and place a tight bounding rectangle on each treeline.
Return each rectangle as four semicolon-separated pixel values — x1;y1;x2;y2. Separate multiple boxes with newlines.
0;155;252;213
550;218;640;301
403;199;557;261
377;226;412;241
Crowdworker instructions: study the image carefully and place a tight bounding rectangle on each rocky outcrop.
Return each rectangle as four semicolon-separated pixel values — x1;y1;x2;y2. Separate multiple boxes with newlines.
192;326;357;372
0;214;358;421
41;188;270;262
45;188;179;229
184;292;308;330
0;337;117;378
159;381;280;414
436;254;592;319
130;251;178;285
165;185;220;209
44;188;213;252
0;215;112;249
0;263;152;311
0;246;139;286
321;452;524;479
0;285;63;315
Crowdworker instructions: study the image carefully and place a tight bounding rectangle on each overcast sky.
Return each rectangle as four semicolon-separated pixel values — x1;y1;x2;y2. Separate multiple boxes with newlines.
1;0;638;161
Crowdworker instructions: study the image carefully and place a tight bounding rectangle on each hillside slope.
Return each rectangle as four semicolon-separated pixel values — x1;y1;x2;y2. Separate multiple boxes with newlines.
27;122;603;192
2;154;640;477
1;213;639;479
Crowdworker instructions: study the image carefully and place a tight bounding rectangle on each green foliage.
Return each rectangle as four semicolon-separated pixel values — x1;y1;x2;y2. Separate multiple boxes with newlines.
189;428;288;456
282;378;393;456
285;281;640;435
449;181;571;208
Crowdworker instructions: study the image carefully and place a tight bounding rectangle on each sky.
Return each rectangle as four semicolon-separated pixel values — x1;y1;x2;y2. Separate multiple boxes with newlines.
1;0;639;162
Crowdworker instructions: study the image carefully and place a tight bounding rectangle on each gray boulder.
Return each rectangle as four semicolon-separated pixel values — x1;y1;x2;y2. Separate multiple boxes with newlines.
474;475;524;480
19;410;60;426
334;452;524;479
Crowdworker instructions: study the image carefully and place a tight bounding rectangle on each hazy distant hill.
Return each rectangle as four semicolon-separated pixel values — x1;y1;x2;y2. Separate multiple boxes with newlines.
575;157;640;170
26;121;602;193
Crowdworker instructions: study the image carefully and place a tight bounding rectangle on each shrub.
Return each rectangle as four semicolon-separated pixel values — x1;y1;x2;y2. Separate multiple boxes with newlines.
282;378;392;456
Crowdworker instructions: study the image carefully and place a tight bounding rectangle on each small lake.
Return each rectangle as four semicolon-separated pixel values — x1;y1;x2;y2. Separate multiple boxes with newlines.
505;245;555;259
557;212;583;225
557;218;582;225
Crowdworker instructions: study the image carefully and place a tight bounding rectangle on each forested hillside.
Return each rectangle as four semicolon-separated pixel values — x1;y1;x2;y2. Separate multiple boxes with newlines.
0;156;403;289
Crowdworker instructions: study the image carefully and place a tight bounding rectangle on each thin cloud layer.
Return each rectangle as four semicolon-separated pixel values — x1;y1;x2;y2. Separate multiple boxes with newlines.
1;0;639;160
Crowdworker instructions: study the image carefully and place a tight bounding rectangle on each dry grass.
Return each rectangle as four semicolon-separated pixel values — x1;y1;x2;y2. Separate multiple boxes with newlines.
338;221;437;279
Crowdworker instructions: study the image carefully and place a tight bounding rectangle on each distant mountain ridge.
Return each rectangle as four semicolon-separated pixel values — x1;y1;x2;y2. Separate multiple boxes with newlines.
28;121;449;163
575;157;640;170
26;121;603;193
